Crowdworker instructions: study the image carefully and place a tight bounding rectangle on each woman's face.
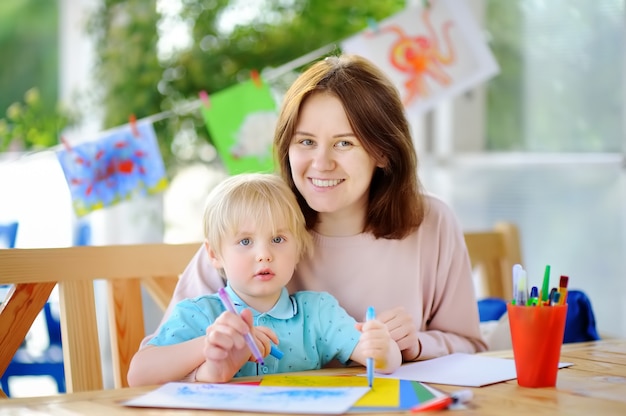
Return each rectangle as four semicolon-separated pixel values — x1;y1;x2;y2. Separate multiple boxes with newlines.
288;93;379;224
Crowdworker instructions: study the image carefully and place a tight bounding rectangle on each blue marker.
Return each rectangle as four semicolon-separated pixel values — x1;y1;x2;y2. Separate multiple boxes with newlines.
528;286;539;306
270;345;284;360
366;306;375;388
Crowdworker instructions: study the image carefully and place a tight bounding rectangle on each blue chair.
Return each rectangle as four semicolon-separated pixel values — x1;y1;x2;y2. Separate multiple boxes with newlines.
0;221;18;248
0;302;65;396
74;220;92;247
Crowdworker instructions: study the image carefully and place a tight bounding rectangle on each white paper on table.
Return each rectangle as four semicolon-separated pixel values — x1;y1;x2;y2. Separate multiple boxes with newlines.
367;353;573;387
124;382;371;414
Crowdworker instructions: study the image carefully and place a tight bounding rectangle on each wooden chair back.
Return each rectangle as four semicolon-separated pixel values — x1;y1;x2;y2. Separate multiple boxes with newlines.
464;222;523;300
0;243;199;398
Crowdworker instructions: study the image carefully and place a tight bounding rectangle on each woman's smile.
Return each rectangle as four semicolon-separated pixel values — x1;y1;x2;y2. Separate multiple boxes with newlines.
310;178;344;188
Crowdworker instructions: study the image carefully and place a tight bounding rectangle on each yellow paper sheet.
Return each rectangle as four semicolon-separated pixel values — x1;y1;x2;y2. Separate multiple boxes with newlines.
260;375;399;407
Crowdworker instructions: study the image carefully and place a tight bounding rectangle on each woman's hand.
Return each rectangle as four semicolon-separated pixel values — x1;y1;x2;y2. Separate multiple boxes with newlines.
377;307;421;361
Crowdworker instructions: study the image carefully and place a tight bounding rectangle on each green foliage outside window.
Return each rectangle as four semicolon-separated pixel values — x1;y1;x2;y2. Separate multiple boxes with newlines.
87;0;406;174
0;87;77;152
0;0;70;152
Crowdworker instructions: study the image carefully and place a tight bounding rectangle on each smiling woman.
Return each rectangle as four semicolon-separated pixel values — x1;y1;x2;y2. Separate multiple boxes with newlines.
140;56;487;388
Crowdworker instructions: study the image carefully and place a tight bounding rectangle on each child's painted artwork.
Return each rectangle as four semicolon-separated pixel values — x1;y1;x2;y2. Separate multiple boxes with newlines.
341;0;499;114
123;382;370;414
57;121;168;217
201;78;278;175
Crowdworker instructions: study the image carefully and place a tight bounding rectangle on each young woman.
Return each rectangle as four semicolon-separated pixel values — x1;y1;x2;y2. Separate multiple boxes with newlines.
142;54;487;371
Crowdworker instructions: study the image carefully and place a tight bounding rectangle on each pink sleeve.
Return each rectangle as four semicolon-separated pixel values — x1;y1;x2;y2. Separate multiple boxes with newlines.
417;200;488;359
139;245;226;348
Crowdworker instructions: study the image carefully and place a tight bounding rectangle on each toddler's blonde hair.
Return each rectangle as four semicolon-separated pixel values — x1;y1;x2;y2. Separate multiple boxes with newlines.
203;173;313;260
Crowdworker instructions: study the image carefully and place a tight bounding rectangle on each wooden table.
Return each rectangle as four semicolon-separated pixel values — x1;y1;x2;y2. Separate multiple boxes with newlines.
1;339;625;415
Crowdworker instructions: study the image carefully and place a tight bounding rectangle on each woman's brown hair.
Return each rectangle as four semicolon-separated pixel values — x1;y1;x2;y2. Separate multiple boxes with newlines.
274;54;426;239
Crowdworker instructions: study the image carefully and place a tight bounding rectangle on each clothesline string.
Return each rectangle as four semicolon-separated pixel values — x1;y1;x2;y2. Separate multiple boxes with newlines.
136;43;337;129
6;43;338;160
134;42;338;129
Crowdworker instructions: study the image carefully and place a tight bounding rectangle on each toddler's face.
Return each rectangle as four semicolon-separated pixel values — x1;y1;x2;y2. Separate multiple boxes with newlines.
213;219;298;309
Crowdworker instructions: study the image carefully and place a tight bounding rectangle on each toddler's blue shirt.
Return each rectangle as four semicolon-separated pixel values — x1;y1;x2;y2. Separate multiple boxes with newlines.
148;285;361;377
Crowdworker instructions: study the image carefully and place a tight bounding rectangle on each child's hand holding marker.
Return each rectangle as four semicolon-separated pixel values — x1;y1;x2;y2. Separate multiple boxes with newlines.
511;264;569;307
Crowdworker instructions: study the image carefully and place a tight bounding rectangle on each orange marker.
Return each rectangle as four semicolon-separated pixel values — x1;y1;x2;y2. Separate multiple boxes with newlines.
410;396;452;413
558;275;569;305
411;390;473;413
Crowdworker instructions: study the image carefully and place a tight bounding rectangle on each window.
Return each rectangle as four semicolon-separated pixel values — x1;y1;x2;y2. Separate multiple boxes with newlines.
485;0;624;152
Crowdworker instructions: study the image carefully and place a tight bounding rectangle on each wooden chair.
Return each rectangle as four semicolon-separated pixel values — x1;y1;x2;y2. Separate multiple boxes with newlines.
0;242;200;398
464;222;523;301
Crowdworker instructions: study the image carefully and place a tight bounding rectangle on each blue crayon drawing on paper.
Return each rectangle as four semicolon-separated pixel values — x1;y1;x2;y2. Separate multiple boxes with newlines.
124;382;370;414
57;121;168;216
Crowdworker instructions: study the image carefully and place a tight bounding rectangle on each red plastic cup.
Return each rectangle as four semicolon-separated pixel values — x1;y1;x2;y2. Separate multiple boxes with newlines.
507;303;568;387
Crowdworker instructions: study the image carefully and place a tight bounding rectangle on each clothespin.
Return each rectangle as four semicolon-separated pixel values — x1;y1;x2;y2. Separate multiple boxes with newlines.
60;136;73;152
129;113;140;137
60;136;88;165
367;17;379;34
198;90;210;109
60;135;79;162
250;69;262;88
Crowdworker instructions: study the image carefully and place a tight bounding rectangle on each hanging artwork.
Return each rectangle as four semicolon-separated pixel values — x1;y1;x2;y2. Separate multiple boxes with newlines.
201;77;278;175
341;0;499;114
57;120;168;217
